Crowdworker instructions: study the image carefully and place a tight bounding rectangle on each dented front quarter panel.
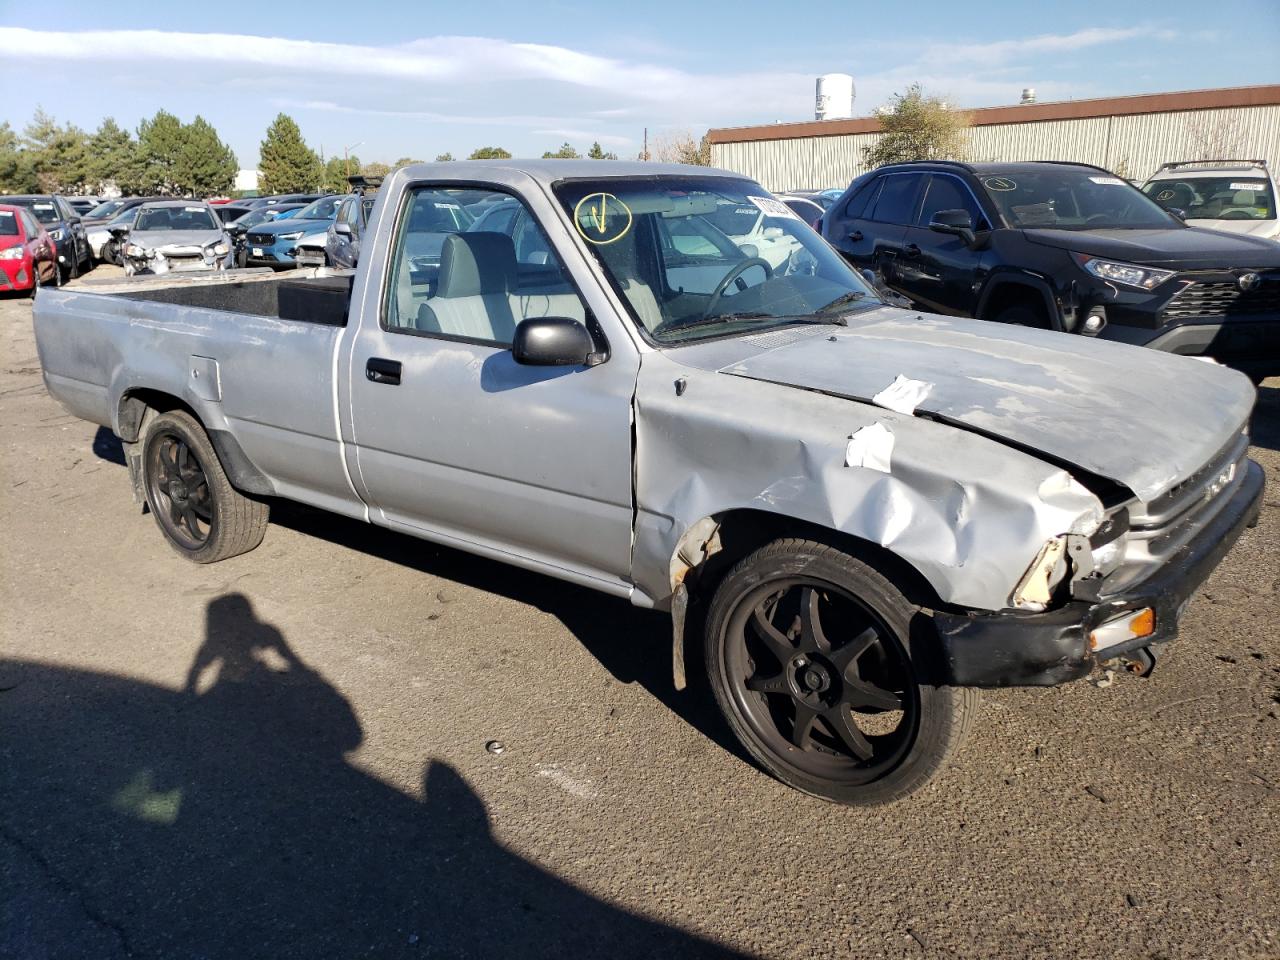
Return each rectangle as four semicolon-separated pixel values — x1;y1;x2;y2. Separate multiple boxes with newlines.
631;343;1103;614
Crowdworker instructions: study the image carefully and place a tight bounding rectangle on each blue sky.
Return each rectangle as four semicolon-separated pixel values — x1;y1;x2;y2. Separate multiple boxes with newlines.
1;0;1277;169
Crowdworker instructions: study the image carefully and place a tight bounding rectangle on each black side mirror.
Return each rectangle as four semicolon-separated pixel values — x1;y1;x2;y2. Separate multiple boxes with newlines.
1168;207;1188;222
929;208;977;247
109;225;130;238
512;316;597;366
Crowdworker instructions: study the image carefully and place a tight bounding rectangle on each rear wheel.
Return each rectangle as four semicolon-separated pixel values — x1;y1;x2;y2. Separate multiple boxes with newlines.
140;410;269;563
705;539;978;805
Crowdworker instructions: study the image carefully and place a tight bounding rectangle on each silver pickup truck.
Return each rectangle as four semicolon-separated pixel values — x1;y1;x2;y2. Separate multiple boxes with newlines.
33;160;1264;805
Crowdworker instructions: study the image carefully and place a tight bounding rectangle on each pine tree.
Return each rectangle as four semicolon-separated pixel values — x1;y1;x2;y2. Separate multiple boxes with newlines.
179;116;237;196
0;121;34;193
137;110;187;195
22;108;89;192
434;152;454;162
258;114;322;194
541;142;580;159
467;146;511;160
86;118;141;194
587;141;618;160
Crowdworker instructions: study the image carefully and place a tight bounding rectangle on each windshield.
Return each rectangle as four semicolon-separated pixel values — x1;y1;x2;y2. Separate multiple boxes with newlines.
85;199;126;220
979;168;1178;230
293;196;342;221
1142;175;1276;221
237;205;302;228
553;176;878;344
13;199;60;224
0;210;18;237
135;206;219;231
108;208;140;227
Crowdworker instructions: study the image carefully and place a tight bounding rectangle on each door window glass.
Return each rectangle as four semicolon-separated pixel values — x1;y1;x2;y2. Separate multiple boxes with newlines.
918;175;984;227
383;187;586;346
844;177;882;219
868;174;924;224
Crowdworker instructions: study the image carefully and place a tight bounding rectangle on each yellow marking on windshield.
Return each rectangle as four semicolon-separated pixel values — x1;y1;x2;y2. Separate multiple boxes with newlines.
573;192;632;245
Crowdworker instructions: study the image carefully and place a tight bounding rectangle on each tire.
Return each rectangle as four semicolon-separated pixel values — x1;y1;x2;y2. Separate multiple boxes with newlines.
705;538;979;805
140;410;269;563
25;264;41;298
992;303;1049;329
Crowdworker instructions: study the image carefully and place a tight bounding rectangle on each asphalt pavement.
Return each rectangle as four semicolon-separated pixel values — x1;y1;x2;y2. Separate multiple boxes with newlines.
1;272;1277;959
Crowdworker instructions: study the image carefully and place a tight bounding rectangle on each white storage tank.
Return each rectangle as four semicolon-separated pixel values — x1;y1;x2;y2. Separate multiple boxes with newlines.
816;74;855;121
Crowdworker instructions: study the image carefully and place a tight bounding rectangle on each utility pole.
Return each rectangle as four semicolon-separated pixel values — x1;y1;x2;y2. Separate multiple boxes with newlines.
642;127;648;161
344;140;364;180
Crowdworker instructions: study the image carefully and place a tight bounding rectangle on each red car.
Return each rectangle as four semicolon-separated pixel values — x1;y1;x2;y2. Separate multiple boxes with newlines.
0;203;58;295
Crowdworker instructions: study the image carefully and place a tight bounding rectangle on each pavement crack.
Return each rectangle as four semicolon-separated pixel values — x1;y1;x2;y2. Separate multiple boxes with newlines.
0;820;137;958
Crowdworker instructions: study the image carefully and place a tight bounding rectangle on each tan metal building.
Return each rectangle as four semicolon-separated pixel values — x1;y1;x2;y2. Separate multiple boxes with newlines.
707;84;1280;193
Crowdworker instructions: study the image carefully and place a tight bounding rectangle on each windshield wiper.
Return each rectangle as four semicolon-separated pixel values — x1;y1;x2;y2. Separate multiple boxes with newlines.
654;312;774;336
816;290;872;314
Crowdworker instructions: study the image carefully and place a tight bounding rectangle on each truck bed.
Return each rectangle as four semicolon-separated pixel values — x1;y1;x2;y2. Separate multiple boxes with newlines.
33;269;364;517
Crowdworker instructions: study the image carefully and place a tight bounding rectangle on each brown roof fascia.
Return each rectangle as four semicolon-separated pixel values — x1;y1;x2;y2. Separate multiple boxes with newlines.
706;84;1280;145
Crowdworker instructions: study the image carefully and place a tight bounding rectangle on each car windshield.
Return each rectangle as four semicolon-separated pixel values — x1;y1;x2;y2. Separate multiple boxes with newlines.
1142;175;1277;221
237;205;301;228
13;200;60;224
85;199;126;219
553;176;878;344
979;168;1178;230
293;196;342;221
108;208;140;227
0;210;19;236
135;206;218;231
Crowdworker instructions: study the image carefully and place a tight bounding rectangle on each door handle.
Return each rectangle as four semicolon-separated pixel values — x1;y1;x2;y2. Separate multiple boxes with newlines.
848;230;863;241
365;357;402;385
903;243;921;257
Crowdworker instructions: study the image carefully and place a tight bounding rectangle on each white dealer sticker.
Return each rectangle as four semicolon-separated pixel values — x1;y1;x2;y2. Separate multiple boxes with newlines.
1229;182;1264;191
184;206;205;213
1088;176;1125;185
747;195;800;219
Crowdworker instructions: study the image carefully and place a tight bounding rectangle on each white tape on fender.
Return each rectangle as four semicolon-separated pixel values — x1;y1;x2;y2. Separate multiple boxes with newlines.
845;422;894;473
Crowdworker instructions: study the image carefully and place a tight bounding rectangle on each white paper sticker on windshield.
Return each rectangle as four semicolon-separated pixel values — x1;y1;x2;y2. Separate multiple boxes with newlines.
1229;182;1264;191
0;212;12;218
184;206;205;213
33;203;54;209
748;195;799;219
1089;176;1125;185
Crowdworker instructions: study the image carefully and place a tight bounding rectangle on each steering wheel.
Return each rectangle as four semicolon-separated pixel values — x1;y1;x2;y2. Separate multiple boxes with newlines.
703;257;773;319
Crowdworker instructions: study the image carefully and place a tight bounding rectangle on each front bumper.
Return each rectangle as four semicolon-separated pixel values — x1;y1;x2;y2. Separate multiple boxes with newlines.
934;458;1265;687
0;257;34;290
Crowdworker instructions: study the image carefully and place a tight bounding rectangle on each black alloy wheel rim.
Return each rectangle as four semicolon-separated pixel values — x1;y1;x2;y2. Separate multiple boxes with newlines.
724;578;918;784
146;432;214;550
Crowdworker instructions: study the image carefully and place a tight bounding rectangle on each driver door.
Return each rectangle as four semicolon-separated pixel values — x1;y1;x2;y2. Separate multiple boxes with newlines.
344;184;639;589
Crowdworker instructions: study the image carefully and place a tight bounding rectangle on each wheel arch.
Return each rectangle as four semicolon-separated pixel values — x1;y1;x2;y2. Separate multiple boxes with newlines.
976;275;1060;330
116;388;273;497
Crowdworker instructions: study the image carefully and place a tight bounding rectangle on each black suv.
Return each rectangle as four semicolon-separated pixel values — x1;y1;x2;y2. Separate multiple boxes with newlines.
821;161;1280;381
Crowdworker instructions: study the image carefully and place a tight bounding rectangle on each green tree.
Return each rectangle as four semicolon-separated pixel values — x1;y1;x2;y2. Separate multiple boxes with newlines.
587;141;618;160
864;84;970;167
434;152;454;162
136;109;187;194
393;156;423;167
467;146;511;160
85;118;141;194
23;108;89;192
541;141;580;159
652;130;710;166
0;121;35;192
361;161;392;178
321;154;358;193
258;113;322;194
179;116;237;196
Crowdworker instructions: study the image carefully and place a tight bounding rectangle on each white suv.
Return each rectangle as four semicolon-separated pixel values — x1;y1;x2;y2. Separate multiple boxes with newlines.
1141;159;1279;241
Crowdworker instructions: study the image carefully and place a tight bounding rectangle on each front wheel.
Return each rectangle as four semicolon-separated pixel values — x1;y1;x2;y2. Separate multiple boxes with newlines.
705;539;978;805
140;410;269;563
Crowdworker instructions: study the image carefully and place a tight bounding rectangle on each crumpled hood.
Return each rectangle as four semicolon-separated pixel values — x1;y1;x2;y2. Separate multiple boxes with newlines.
1023;225;1280;267
131;229;225;252
718;308;1255;502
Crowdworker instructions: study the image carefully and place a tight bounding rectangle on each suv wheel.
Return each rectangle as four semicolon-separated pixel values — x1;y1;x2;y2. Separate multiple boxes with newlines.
992;303;1050;329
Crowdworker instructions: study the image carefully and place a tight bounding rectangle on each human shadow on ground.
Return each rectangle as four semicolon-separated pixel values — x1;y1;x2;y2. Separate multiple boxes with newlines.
0;593;749;960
